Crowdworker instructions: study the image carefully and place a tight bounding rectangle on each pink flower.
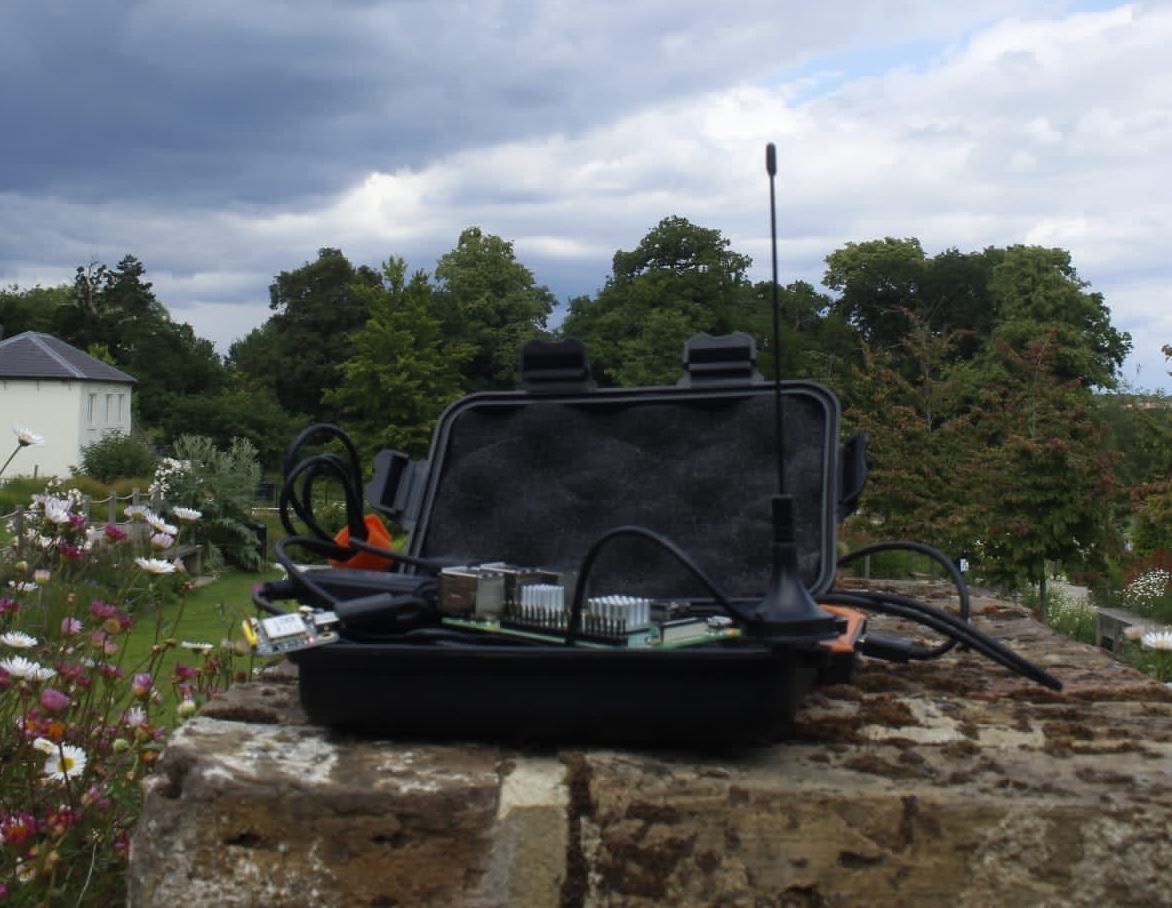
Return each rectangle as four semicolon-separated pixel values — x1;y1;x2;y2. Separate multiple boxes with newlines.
132;673;152;699
90;601;117;621
98;663;124;681
58;544;83;561
0;811;37;845
60;616;83;636
150;532;175;550
90;630;118;656
173;663;197;681
104;524;127;542
0;597;18;616
39;687;71;714
68;513;86;530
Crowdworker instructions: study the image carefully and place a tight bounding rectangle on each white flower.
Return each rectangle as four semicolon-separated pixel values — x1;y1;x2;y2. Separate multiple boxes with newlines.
1123;624;1148;642
8;580;38;593
150;532;175;550
123;706;147;727
0;655;56;681
13;424;44;447
146;514;178;536
42;743;88;782
32;736;57;754
135;557;177;575
0;631;38;648
124;504;152;520
172;506;202;522
41;497;73;525
177;698;198;717
181;641;215;653
16;858;36;883
1141;630;1172;651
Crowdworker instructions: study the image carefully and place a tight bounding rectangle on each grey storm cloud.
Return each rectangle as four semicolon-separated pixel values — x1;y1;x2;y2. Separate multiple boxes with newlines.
1;0;1027;205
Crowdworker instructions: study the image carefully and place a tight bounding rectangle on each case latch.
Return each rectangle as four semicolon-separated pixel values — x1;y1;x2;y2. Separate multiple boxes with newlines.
519;338;596;393
365;449;429;531
678;332;762;386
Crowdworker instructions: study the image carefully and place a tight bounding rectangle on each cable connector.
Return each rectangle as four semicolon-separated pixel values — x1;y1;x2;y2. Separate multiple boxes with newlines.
858;632;928;664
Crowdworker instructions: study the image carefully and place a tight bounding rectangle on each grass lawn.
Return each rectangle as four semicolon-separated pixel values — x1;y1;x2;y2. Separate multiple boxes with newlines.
121;567;286;708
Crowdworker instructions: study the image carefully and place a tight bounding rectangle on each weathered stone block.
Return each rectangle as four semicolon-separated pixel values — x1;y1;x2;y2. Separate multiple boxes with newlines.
129;592;1172;907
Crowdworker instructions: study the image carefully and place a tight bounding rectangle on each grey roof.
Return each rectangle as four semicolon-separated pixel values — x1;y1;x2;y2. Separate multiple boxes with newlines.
0;332;136;383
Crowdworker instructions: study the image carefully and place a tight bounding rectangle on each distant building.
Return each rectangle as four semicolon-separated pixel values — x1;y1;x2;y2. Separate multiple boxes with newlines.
0;331;137;478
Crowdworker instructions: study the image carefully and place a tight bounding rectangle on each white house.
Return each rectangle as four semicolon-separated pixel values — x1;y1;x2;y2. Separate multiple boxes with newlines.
0;331;137;479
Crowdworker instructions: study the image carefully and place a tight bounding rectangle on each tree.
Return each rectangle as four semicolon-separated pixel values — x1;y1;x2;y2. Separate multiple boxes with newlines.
255;248;382;421
54;256;228;428
0;284;69;338
156;387;304;472
823;237;927;355
746;280;861;390
561;217;756;386
842;318;976;557
325;258;474;458
987;246;1130;389
966;336;1124;610
434;228;556;390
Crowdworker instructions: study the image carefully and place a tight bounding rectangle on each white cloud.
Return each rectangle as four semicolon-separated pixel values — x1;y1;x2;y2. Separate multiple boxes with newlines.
2;1;1169;388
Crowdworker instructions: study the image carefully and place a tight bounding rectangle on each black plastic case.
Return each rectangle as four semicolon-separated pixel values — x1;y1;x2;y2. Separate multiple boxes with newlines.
292;338;857;742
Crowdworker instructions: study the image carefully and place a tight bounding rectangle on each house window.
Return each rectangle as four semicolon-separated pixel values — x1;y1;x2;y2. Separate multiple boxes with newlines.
88;393;97;424
117;394;125;423
106;394;113;423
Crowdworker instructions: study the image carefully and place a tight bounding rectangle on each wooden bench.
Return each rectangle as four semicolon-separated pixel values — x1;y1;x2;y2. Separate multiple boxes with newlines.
1096;606;1144;654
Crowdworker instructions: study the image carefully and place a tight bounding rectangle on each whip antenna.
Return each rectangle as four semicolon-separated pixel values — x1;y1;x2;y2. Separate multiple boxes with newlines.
734;142;839;645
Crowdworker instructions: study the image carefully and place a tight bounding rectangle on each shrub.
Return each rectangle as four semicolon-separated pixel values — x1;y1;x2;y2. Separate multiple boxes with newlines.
1040;588;1097;645
154;436;265;572
75;432;157;483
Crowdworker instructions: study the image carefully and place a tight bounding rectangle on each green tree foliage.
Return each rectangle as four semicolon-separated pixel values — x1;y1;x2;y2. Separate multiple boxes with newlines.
325;258;474;458
561;216;756;386
843;319;976;556
746;280;860;389
243;248;382;421
0;284;70;338
987;246;1131;389
434;227;556;390
968;337;1124;596
55;257;228;427
75;431;158;483
155;387;303;472
824;237;928;356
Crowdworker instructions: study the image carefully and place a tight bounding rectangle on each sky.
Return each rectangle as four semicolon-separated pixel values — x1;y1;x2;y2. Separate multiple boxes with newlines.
2;0;1170;391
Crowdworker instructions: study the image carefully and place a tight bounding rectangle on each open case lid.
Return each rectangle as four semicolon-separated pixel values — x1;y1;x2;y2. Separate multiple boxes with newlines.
369;336;856;600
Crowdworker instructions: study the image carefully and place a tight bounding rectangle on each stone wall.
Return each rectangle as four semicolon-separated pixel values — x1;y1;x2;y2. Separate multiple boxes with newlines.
128;589;1172;907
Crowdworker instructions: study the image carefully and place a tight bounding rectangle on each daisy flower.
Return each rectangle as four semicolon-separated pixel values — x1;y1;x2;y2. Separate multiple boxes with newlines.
0;631;37;648
41;497;73;525
13;424;44;447
145;514;178;536
172;506;202;522
123;504;152;520
150;532;175;550
135;557;177;575
1141;630;1172;651
42;743;88;783
0;655;55;681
